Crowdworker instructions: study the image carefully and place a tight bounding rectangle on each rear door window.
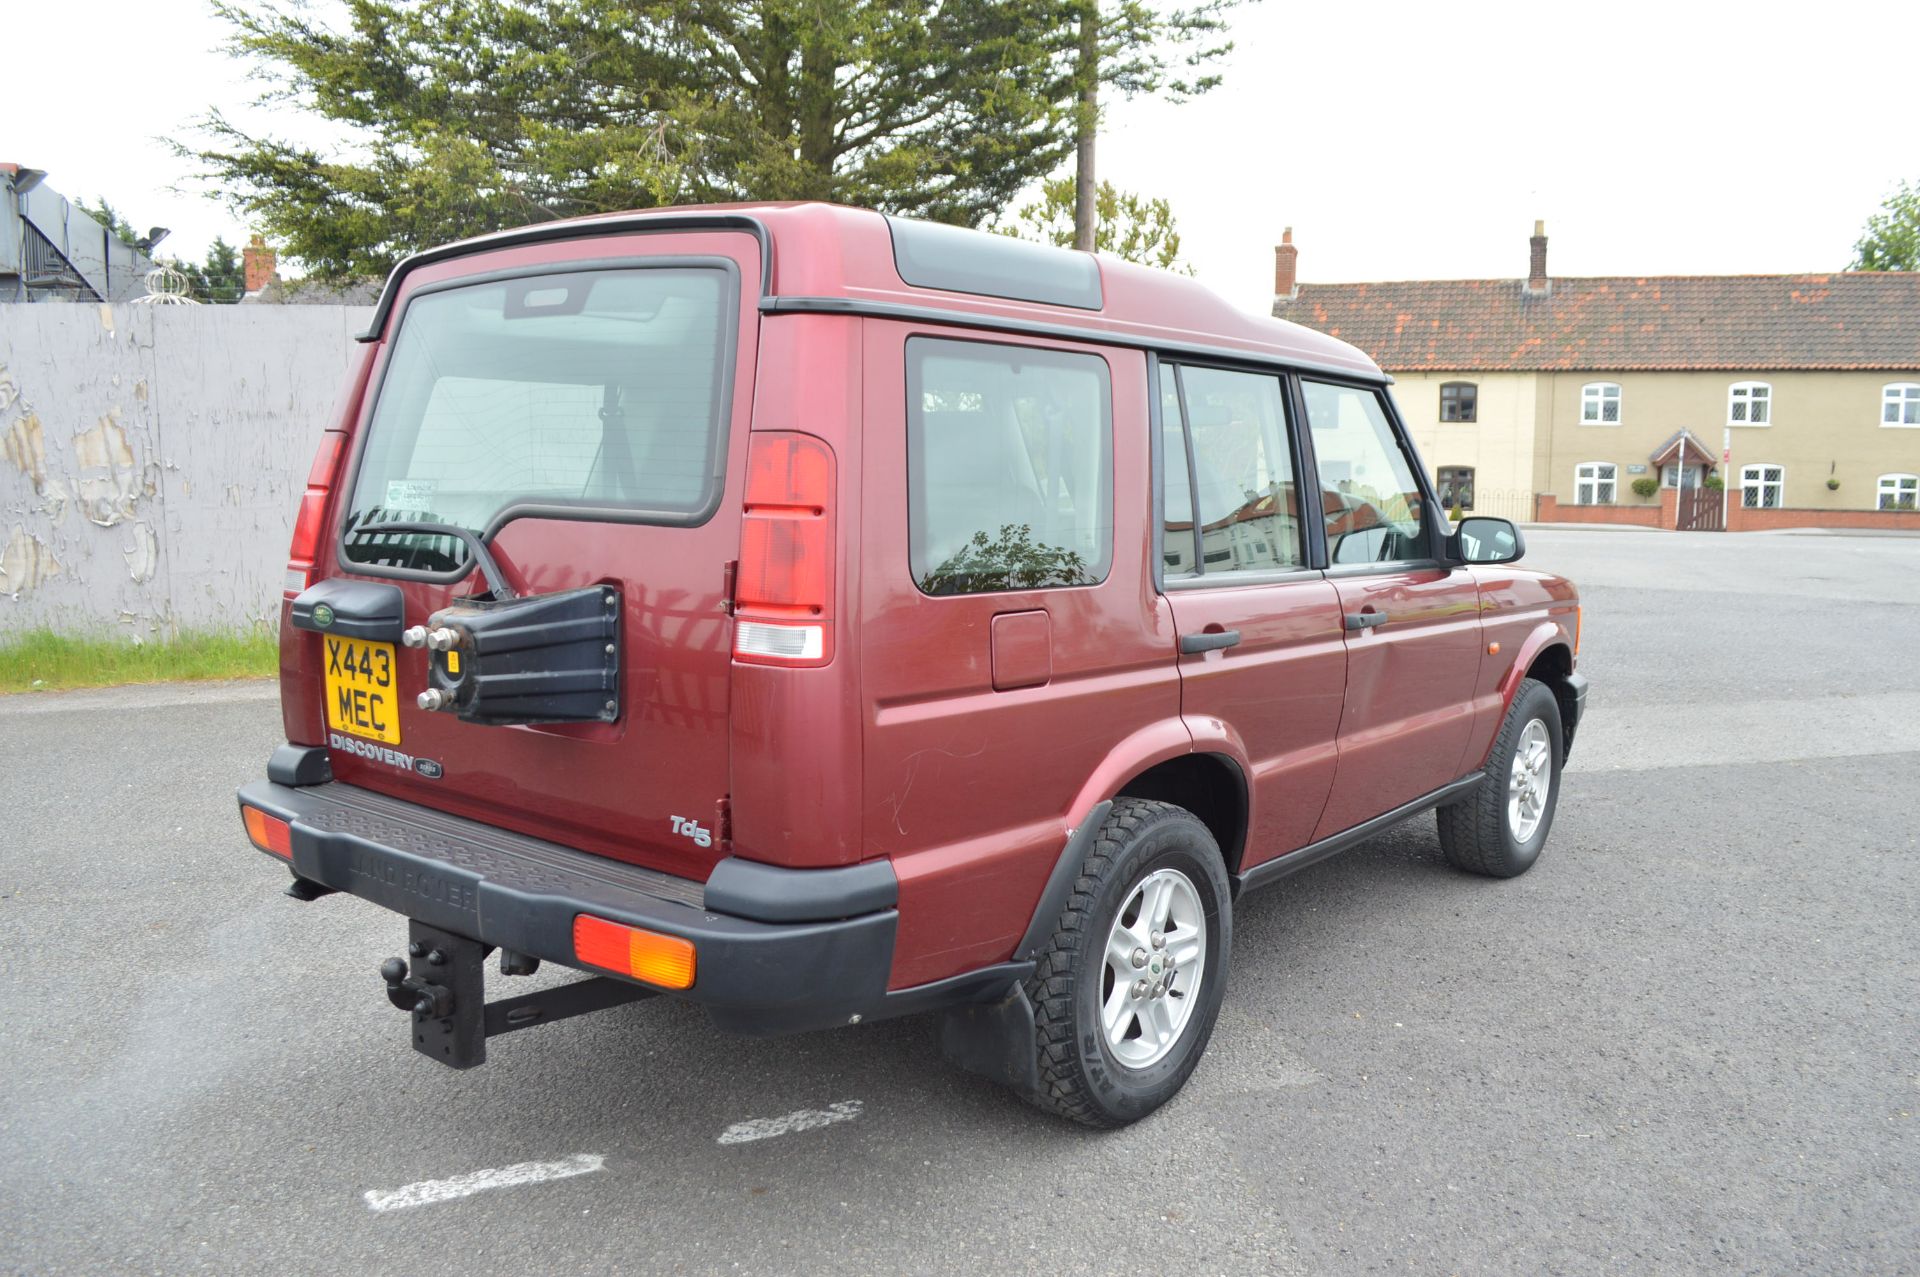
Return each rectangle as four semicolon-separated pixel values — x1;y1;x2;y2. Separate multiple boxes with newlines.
341;266;733;572
907;338;1113;595
1159;364;1304;577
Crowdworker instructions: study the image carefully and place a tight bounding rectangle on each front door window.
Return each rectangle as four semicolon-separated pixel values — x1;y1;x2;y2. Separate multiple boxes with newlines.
1298;382;1429;565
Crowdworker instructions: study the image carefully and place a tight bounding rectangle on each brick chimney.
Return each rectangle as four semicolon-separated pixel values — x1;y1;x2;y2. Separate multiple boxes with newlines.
242;235;277;293
1525;219;1549;296
1274;227;1299;301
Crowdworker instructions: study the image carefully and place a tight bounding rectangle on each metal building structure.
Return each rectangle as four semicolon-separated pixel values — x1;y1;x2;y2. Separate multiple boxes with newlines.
1;164;159;303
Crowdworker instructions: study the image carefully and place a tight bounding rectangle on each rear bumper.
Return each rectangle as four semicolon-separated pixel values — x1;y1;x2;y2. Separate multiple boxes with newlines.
237;777;902;1036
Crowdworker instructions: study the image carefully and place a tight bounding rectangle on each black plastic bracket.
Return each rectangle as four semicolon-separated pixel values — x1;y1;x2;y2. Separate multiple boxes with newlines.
423;585;622;726
289;578;405;642
703;856;897;922
267;744;333;787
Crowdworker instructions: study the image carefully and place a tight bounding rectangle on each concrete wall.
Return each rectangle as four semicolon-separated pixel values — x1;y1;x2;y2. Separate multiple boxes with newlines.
1536;369;1920;510
0;303;370;635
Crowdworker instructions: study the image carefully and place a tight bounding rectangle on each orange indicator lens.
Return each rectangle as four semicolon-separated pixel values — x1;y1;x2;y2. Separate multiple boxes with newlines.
243;806;293;858
573;914;696;989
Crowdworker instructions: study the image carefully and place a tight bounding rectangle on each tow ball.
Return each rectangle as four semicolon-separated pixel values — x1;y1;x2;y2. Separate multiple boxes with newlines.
380;955;454;1019
378;920;658;1070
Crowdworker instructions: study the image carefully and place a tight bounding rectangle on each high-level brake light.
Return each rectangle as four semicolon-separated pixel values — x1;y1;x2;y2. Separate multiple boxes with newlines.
733;432;835;667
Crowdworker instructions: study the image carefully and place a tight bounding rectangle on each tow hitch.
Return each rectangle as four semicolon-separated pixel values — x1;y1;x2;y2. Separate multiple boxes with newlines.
379;921;658;1069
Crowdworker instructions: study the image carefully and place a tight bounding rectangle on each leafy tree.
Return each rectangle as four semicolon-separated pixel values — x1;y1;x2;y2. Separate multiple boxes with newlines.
72;197;142;247
921;524;1091;595
190;238;248;304
1001;176;1191;271
1852;180;1919;271
1060;1;1236;248
187;0;1081;282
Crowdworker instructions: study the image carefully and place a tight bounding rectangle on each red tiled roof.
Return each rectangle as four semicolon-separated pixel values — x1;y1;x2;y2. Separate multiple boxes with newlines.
1273;273;1920;372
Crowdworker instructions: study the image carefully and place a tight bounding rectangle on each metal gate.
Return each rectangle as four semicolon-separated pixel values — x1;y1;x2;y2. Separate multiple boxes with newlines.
1677;486;1723;531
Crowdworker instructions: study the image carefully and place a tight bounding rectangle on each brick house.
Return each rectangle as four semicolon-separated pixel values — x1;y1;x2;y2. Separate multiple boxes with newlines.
1270;224;1920;530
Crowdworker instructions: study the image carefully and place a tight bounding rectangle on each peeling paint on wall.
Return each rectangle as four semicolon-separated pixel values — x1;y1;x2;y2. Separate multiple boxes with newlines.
1;524;62;595
123;521;160;583
72;409;144;528
4;412;47;491
1;303;373;631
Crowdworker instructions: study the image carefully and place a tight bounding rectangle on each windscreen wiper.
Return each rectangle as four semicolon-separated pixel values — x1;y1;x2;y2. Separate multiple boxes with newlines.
351;520;517;599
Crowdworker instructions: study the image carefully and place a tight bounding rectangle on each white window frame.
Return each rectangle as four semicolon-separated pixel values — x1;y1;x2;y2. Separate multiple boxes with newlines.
1661;463;1703;489
1878;473;1919;510
1580;381;1622;425
1882;383;1920;428
1574;461;1617;506
1728;380;1772;426
1740;463;1785;509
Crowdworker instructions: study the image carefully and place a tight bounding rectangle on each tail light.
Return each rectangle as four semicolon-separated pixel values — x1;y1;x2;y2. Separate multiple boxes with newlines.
573;915;697;989
733;432;835;666
286;430;348;596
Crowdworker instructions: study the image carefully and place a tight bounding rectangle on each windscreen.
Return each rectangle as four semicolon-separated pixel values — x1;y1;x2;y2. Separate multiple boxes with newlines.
341;266;731;572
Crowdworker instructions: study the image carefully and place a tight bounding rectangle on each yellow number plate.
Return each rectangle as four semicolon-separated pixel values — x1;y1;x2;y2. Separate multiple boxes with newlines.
323;637;401;745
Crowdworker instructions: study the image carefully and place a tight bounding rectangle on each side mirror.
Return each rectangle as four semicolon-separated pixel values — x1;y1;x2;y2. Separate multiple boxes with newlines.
1448;516;1525;565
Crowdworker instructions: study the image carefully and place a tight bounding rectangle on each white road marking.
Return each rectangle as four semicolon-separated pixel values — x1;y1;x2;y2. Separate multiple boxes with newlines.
363;1153;605;1212
717;1100;864;1145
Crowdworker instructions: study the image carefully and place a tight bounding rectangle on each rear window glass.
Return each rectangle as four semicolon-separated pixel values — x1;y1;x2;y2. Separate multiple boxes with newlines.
907;338;1112;595
341;266;731;572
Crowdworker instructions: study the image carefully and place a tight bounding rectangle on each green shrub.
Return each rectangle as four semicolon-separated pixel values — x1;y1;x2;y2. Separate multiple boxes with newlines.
1630;476;1660;499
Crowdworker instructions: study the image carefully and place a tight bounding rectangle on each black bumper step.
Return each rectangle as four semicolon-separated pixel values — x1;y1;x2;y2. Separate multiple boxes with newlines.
276;780;705;912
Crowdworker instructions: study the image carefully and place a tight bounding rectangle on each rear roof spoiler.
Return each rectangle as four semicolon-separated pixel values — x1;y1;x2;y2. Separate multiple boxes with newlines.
356;212;775;343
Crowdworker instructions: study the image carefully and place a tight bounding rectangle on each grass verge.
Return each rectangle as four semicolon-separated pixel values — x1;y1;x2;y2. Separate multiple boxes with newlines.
0;628;278;694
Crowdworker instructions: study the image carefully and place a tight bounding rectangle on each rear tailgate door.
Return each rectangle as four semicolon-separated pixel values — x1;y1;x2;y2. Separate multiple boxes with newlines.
315;231;759;879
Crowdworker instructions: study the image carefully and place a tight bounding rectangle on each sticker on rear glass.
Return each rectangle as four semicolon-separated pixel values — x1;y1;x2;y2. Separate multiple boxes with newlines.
385;478;436;511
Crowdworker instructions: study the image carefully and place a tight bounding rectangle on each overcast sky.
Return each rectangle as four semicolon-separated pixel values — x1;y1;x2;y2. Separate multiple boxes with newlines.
9;0;1916;313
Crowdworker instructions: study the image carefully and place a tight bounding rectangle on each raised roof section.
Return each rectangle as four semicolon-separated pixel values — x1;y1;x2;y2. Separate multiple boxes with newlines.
357;202;1385;382
885;215;1103;310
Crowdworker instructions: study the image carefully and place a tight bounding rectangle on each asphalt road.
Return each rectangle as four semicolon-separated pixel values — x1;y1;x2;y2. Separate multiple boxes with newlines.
3;529;1916;1275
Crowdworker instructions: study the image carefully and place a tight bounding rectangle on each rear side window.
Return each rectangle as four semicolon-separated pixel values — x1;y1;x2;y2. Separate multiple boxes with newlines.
341;266;732;572
1160;364;1303;578
907;338;1113;595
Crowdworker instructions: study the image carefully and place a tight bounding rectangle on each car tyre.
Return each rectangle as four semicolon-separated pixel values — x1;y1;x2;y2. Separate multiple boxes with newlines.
1022;799;1231;1128
1437;676;1564;878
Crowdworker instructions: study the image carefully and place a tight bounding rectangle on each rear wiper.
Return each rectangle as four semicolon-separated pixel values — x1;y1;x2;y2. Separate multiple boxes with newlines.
351;520;516;599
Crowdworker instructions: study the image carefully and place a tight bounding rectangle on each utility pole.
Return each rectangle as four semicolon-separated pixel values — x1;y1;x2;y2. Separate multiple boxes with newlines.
1074;2;1098;252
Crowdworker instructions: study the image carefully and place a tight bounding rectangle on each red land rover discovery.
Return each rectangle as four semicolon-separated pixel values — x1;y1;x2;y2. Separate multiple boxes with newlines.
237;203;1585;1127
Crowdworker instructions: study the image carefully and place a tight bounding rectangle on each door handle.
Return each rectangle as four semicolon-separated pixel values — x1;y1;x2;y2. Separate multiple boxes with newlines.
1179;629;1241;655
1343;611;1388;631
